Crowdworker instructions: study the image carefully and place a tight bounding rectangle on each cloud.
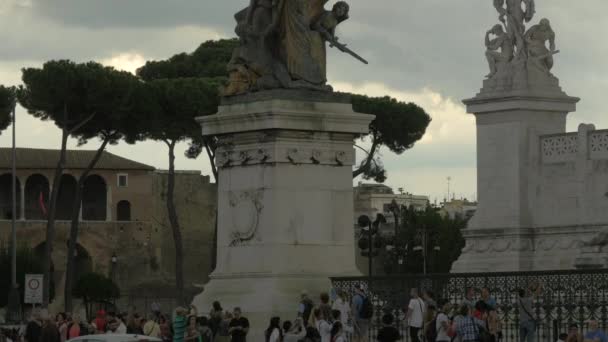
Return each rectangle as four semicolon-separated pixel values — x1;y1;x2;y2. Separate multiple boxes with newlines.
334;81;476;201
101;53;146;74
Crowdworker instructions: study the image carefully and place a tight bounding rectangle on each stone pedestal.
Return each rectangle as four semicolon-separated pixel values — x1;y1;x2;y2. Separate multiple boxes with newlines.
192;91;373;339
451;89;580;272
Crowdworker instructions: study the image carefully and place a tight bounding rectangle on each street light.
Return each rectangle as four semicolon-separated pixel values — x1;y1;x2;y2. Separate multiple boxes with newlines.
110;253;118;280
357;214;386;285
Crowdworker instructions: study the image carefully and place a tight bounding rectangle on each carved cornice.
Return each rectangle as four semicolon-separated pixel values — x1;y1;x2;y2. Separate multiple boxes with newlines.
216;146;354;168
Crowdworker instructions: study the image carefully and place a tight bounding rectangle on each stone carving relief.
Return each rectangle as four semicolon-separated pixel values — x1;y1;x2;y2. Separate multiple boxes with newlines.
228;190;264;247
462;236;583;254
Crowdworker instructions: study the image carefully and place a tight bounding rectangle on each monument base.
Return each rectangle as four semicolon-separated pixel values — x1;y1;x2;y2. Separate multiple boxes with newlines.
192;91;373;338
451;225;605;272
192;275;332;340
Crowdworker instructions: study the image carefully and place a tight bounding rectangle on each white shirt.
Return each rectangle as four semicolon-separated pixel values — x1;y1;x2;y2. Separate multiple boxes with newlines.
436;312;450;341
334;335;346;342
284;329;306;342
408;297;426;328
332;298;351;324
269;328;280;342
317;320;332;342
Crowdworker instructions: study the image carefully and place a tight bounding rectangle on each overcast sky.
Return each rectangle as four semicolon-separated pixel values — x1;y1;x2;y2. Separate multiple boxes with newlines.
0;0;606;202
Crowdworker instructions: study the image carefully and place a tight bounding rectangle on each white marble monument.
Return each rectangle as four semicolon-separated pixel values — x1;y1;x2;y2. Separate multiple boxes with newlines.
192;91;373;338
452;0;608;272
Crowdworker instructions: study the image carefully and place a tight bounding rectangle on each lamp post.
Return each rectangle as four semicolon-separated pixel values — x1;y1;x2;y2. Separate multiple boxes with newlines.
357;214;386;288
110;253;118;280
413;225;441;275
7;101;21;323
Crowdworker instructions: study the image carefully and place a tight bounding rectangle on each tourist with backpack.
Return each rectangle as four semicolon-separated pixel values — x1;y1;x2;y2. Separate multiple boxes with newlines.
406;288;426;342
352;284;372;342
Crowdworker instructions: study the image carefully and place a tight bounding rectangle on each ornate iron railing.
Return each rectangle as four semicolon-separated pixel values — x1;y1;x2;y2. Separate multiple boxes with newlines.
332;269;608;342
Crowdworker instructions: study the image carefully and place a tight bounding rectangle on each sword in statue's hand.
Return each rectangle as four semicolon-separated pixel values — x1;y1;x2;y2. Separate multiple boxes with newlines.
327;36;369;65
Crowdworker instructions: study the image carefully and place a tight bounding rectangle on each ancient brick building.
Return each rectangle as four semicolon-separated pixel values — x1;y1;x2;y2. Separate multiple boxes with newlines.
0;148;216;308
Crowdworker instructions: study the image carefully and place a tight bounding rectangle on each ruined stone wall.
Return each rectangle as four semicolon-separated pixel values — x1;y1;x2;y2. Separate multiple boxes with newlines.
152;171;217;294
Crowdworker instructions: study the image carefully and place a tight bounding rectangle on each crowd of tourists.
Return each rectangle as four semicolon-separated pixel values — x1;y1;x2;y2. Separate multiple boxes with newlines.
4;282;608;342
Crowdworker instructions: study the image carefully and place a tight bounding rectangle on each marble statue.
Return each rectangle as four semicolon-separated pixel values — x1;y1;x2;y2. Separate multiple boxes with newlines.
485;24;514;78
493;0;535;59
223;0;364;96
524;18;557;72
481;0;561;94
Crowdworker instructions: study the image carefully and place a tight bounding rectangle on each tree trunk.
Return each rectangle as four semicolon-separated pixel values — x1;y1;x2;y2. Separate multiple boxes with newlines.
64;137;110;312
352;136;379;178
43;127;69;307
167;141;185;305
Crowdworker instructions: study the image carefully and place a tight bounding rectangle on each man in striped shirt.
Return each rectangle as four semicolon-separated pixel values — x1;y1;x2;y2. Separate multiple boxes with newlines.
172;307;188;342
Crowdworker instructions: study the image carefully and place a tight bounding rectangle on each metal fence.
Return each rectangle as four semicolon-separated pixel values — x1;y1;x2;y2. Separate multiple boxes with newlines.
332;269;608;342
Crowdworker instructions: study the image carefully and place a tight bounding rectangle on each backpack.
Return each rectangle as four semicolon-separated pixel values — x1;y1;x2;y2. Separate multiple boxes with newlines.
425;317;438;342
359;295;373;319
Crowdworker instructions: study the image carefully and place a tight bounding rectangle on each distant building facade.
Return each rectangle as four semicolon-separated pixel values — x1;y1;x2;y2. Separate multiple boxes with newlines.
353;182;429;275
0;148;216;308
354;182;429;223
440;199;477;220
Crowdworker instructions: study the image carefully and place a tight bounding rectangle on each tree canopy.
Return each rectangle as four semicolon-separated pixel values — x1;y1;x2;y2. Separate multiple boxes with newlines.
352;95;431;182
143;77;221;144
382;205;466;275
19;60;146;142
0;85;16;134
73;272;120;303
137;39;238;81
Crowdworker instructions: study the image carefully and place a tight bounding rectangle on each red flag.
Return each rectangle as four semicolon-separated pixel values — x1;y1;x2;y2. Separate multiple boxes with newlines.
38;191;47;217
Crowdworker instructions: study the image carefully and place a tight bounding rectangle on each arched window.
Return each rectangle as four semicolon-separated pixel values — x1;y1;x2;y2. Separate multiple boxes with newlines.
25;174;50;220
117;200;131;221
0;174;21;220
82;175;107;221
56;174;77;220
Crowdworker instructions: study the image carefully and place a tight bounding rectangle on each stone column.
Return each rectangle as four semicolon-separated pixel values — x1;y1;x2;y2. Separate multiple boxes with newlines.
20;181;25;220
192;91;374;339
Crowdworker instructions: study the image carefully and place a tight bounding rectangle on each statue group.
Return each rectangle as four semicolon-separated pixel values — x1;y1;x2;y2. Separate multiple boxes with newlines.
484;0;558;88
223;0;365;96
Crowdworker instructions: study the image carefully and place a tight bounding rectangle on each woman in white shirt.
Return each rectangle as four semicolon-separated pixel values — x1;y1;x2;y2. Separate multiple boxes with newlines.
314;308;332;342
332;290;352;326
265;316;282;342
